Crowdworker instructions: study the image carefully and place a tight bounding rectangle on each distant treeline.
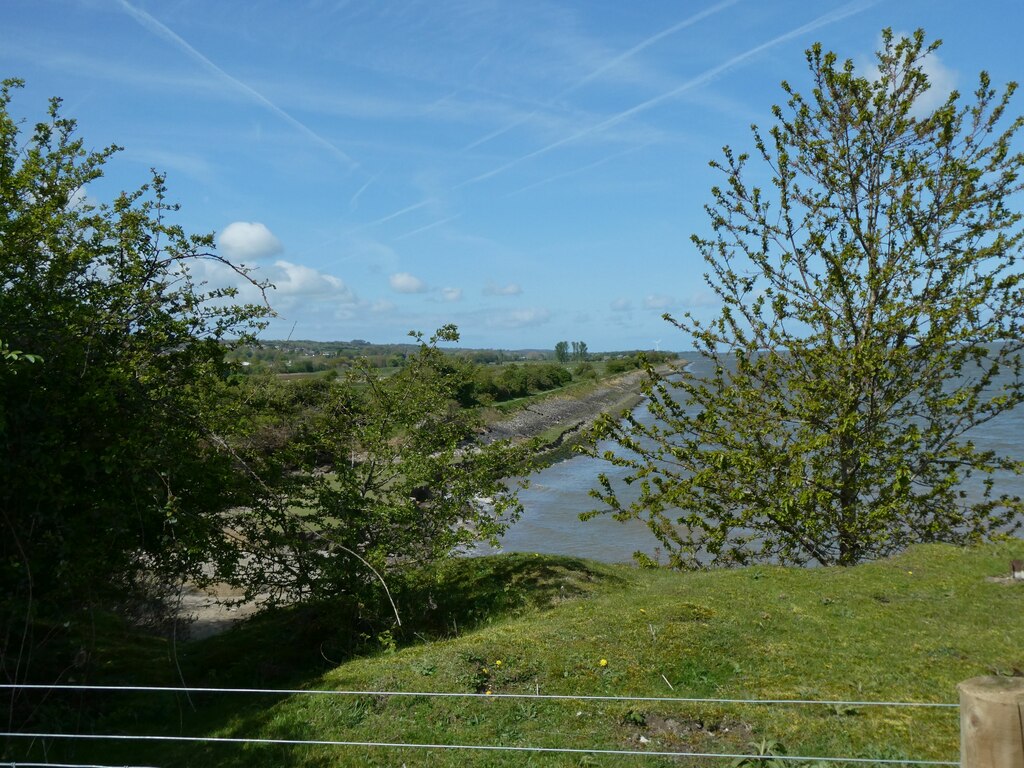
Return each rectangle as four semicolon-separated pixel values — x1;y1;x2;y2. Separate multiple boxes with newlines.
227;340;677;378
226;341;547;374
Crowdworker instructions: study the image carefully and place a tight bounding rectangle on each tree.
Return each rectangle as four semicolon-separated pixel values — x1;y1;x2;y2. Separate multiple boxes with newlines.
225;327;531;606
0;79;271;694
0;81;528;742
586;31;1024;568
555;340;570;363
574;341;588;362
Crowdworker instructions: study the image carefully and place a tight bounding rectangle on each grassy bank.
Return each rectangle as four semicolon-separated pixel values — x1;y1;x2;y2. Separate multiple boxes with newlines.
10;542;1024;766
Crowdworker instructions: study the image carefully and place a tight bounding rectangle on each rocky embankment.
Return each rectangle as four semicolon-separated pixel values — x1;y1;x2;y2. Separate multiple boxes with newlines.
482;369;649;448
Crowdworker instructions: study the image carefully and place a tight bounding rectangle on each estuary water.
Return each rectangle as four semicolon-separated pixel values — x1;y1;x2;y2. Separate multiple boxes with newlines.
489;355;1024;564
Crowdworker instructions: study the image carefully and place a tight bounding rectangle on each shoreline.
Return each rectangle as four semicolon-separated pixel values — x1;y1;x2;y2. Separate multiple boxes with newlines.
481;369;650;463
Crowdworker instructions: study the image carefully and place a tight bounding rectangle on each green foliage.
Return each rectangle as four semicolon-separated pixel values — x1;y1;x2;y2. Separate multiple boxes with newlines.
604;356;638;374
466;361;572;404
573;361;598;380
0;338;40;367
0;78;272;704
0;81;532;715
223;326;534;606
588;30;1024;567
604;351;674;374
554;340;569;363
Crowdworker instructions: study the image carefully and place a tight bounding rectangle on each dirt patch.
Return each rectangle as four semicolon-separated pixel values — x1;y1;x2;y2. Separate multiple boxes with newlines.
985;576;1024;585
627;712;754;751
646;713;752;740
174;582;266;641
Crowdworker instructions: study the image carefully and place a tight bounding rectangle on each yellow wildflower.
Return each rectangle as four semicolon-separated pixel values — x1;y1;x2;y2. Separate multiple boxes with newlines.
599;658;608;667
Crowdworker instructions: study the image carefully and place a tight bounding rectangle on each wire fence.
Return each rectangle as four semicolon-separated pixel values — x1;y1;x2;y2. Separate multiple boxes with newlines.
0;731;961;765
1;683;961;767
0;683;959;709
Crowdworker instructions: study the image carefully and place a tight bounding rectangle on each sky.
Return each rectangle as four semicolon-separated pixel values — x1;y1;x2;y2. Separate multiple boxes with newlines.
3;0;1023;351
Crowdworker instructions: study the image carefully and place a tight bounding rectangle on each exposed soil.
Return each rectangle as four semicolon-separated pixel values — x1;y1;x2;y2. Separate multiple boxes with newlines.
174;582;265;641
626;713;754;751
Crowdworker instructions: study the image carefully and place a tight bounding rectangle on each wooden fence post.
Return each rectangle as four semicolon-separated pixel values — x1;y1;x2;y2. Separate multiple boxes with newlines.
959;675;1024;768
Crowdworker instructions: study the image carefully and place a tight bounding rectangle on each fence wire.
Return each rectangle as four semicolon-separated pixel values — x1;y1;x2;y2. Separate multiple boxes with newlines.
0;730;959;765
0;683;959;709
2;683;959;766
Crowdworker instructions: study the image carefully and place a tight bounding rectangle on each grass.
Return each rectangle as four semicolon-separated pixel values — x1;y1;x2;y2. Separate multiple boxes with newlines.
8;542;1024;766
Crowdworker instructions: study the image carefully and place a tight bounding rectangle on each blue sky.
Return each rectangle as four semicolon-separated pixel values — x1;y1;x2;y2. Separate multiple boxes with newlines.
3;1;1023;350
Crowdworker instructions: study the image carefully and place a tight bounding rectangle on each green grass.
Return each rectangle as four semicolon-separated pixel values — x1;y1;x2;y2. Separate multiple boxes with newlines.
9;543;1024;766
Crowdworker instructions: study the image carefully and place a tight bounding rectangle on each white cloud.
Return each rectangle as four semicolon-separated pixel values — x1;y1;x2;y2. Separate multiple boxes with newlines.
389;272;427;293
610;298;633;312
219;222;284;261
644;294;674;310
913;48;957;116
486;307;552;329
483;282;522;296
441;287;463;302
371;299;396;312
271;260;355;300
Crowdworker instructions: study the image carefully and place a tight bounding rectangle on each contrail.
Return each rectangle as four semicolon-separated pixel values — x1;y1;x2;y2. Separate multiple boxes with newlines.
462;0;738;153
286;198;435;261
393;214;462;241
505;143;650;198
349;171;382;211
348;198;435;233
459;0;878;187
567;0;739;94
116;0;359;170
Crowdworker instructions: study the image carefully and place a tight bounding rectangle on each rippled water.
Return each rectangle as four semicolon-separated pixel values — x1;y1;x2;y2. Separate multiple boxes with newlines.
490;354;1024;564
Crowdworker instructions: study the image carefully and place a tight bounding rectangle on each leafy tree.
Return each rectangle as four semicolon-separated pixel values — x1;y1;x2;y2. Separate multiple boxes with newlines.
0;80;530;746
587;31;1024;568
0;79;270;696
226;327;531;605
555;340;570;363
574;341;589;362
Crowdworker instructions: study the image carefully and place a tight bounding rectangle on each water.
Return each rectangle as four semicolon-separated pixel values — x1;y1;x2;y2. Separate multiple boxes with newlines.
490;354;1024;564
